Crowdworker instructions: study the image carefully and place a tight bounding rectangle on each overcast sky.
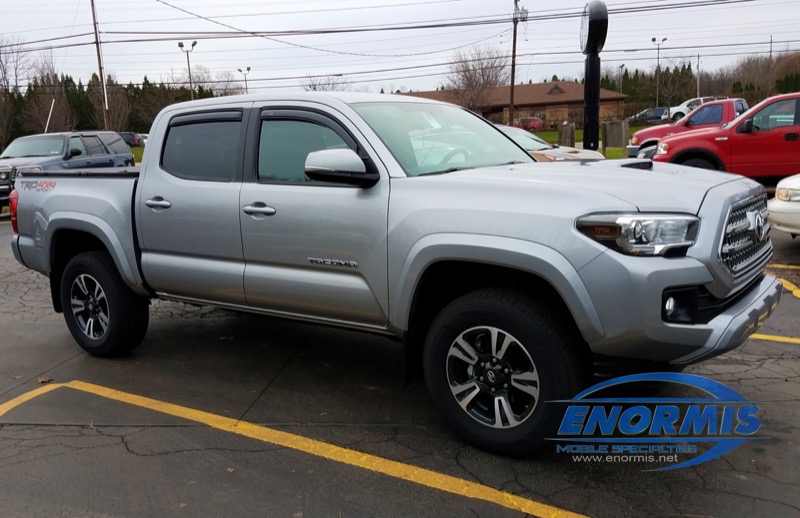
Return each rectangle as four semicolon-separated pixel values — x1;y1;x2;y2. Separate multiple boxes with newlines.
1;0;796;93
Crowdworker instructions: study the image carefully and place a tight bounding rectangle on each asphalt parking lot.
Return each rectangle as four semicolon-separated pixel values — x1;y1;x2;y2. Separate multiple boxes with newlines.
1;214;799;517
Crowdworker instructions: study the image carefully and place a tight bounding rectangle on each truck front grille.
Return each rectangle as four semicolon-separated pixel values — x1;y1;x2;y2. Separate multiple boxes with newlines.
720;194;772;278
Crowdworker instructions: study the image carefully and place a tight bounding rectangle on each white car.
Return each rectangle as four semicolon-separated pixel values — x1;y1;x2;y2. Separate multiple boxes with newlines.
768;174;800;238
669;96;726;121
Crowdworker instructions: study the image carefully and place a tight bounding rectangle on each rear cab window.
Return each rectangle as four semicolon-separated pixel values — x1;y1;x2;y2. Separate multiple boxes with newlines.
161;110;245;182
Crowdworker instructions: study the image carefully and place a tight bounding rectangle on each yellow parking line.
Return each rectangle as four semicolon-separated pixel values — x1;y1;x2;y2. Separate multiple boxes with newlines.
768;264;800;270
751;333;800;345
0;380;585;518
777;278;800;299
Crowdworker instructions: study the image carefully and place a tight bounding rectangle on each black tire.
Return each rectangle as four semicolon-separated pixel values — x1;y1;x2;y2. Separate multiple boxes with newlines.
60;251;149;357
681;157;716;170
423;289;582;455
672;112;684;121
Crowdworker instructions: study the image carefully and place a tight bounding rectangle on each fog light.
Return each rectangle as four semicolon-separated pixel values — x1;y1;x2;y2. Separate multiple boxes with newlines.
665;297;677;317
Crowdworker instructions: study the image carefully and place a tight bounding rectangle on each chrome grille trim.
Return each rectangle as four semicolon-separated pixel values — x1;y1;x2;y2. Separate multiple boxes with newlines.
719;194;772;278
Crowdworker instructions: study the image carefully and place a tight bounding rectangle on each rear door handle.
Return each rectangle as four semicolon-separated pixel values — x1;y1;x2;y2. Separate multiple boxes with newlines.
243;202;277;216
786;133;799;142
144;197;172;209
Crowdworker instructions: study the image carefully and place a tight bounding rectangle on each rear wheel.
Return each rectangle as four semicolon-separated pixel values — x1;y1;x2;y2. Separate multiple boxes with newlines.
681;157;716;170
672;112;684;121
423;289;582;455
60;251;149;357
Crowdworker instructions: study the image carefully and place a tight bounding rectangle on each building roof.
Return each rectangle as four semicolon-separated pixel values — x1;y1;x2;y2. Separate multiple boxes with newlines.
405;81;627;108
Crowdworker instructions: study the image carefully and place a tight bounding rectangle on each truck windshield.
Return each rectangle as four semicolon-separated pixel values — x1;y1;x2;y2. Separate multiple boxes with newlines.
0;136;65;159
352;102;534;176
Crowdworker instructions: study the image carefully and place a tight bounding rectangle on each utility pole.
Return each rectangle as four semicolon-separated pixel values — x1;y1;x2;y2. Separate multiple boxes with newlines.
618;64;625;93
90;0;111;130
508;1;528;125
652;37;667;107
697;53;700;97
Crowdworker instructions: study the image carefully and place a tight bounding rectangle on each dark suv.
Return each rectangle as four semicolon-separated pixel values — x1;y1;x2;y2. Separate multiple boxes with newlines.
119;131;145;147
0;131;135;209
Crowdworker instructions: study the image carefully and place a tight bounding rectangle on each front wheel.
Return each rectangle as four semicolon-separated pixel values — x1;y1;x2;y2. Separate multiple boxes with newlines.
423;289;582;455
60;251;149;357
681;157;716;170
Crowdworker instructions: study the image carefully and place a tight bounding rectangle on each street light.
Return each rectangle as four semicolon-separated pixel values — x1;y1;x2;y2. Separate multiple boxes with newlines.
178;40;197;100
237;66;251;94
618;63;625;93
652;37;667;108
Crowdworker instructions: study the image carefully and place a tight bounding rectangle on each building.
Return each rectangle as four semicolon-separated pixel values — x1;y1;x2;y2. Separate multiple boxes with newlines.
406;81;627;128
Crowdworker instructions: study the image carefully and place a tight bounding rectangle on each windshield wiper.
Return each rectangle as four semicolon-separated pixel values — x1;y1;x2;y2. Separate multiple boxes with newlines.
502;160;527;165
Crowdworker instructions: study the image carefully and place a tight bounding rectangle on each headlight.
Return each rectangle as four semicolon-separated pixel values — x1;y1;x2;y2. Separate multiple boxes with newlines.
0;171;7;181
776;188;800;202
656;142;669;155
16;165;43;174
630;136;639;145
577;214;700;256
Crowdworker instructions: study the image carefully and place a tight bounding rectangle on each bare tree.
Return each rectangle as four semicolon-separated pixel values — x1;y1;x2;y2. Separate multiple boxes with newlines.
214;70;244;96
302;74;351;92
86;74;130;130
0;91;13;150
443;46;510;113
653;57;695;109
0;36;31;91
23;51;77;132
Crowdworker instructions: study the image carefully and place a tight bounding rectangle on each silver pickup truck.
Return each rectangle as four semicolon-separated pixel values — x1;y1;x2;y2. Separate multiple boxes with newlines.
10;93;781;455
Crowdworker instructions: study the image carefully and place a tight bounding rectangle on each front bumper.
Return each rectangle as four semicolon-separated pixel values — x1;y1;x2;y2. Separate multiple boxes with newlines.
768;198;800;235
625;144;641;158
578;247;781;366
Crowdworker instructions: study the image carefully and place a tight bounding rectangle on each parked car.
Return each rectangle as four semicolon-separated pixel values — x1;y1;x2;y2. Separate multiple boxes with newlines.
669;96;727;121
496;125;604;161
627;107;668;124
512;116;543;131
768;173;800;237
0;131;135;209
627;98;749;157
652;92;800;184
140;133;149;145
10;92;781;456
119;131;145;147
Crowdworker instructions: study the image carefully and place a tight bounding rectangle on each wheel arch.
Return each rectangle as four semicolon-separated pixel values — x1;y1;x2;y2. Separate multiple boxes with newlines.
46;214;147;312
392;235;603;382
670;148;726;170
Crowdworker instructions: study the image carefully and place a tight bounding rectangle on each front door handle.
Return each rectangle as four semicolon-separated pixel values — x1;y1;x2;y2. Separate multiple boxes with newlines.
243;202;277;216
786;133;799;142
144;197;172;209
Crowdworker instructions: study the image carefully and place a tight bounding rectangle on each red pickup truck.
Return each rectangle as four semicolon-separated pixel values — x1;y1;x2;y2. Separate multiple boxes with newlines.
652;93;800;183
626;98;749;158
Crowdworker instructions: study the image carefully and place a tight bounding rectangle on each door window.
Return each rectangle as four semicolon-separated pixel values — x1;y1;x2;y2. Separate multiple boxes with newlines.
82;136;108;156
69;136;88;156
688;104;723;126
162;120;241;182
258;119;350;183
752;99;797;132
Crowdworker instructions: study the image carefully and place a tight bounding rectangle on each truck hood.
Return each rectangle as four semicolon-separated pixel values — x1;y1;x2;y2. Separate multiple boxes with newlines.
443;159;745;213
633;122;681;141
659;125;726;144
0;156;61;168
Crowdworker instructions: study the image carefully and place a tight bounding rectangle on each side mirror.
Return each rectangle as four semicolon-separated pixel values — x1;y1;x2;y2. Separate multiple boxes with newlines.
738;119;753;134
305;149;379;188
68;148;83;158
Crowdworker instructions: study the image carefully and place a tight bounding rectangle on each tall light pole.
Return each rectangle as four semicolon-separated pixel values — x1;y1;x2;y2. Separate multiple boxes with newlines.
238;66;251;94
618;63;625;93
652;37;666;107
178;41;197;100
90;0;111;130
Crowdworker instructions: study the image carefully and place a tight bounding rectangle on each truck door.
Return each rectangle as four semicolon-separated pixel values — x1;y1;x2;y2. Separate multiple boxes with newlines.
239;107;390;329
137;108;250;305
730;98;799;178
